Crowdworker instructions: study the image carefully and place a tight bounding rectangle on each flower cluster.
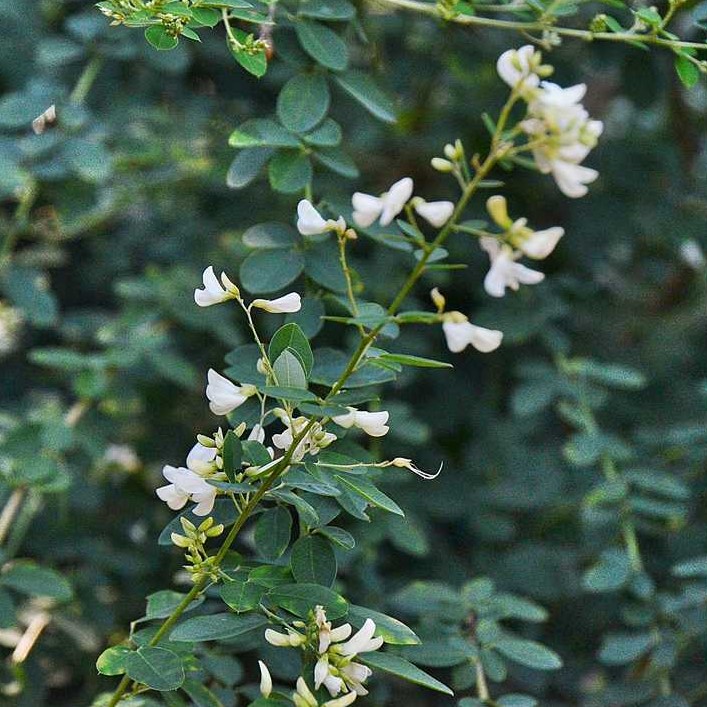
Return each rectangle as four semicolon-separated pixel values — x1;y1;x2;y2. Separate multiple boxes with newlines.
263;606;383;705
498;45;603;198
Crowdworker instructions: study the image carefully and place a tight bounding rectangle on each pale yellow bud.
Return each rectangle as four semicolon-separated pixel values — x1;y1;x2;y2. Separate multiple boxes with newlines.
430;287;446;313
170;533;191;548
431;157;454;173
486;195;513;229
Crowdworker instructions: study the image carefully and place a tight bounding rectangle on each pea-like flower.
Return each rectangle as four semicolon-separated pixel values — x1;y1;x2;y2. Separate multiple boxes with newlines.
332;407;389;437
205;369;256;416
155;465;217;516
251;292;302;313
258;661;272;698
297;199;347;236
194;266;240;307
480;237;545;297
293;677;357;707
186;442;219;475
497;45;547;94
413;199;455;228
442;312;503;353
352;177;413;228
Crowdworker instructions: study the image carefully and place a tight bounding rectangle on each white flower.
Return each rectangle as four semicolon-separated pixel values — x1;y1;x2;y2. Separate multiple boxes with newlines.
521;81;603;198
340;663;372;696
324;692;358;707
518;226;564;260
194;266;240;307
352;177;413;228
258;661;272;698
186;442;218;475
272;415;336;461
297;199;346;236
497;45;542;92
247;424;265;443
155;465;217;516
480;237;545;297
442;318;503;354
337;619;384;657
205;369;255;416
332;408;389;437
315;657;345;697
251;292;302;313
414;200;455;227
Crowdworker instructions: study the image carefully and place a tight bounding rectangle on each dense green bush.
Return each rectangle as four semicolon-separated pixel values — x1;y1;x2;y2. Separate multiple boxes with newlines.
0;0;706;706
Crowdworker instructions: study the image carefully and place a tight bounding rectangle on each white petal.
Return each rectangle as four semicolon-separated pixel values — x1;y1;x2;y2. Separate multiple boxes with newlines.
314;658;330;689
191;487;217;516
379;177;413;226
323;691;358;707
339;619;378;656
467;324;504;353
186;443;217;474
354;410;389;437
251;292;302;313
297;199;329;235
520;227;564;259
351;192;382;228
484;260;510;298
194;266;230;307
258;661;272;698
329;623;353;643
332;408;357;429
414;200;455;228
156;484;188;510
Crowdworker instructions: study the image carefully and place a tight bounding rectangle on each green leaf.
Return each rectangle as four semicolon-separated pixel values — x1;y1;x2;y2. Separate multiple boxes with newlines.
360;652;453;695
290;534;337;587
96;645;131;676
221;430;243;483
303;118;342;146
299;0;356;20
124;647;185;691
599;632;654;666
220;579;266;613
170;613;267;641
334;475;404;516
1;267;59;326
229;119;300;148
227;147;273;189
497;696;538;707
277;73;330;134
243;222;299;249
144;25;179;50
229;29;267;77
347;604;421;645
269;323;314;376
191;7;221;25
145;590;204;620
334;70;396;122
312;146;358;178
295;20;348;71
376;353;452;369
273;350;308;389
0;562;72;602
317;526;354;548
495;638;563;670
182;679;224;707
268;151;313;193
239;249;304;293
582;548;632;592
254;506;292;560
672;555;707;578
260;386;317;402
268;583;348;619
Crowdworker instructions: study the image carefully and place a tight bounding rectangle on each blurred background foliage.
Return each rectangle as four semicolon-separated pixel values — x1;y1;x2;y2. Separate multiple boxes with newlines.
0;0;706;705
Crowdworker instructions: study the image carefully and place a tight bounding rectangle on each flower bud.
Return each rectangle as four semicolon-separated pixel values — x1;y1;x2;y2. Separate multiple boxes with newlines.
430;287;446;313
431;157;454;173
486;195;513;229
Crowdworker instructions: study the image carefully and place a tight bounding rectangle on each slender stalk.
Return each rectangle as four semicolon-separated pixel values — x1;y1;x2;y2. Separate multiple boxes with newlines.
70;56;104;104
0;489;26;546
376;0;707;52
475;660;490;701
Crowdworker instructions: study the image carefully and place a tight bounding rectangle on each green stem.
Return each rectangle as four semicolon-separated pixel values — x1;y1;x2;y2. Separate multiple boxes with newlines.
70;56;104;104
376;0;707;52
